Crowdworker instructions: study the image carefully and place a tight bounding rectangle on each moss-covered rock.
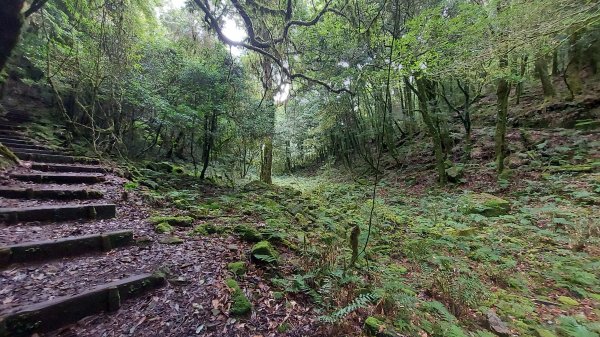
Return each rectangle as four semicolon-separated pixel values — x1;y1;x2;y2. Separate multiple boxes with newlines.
445;165;465;183
148;215;194;227
225;278;252;316
234;224;263;242
364;316;399;337
461;193;511;217
154;222;173;234
192;223;225;236
251;240;279;264
227;261;246;276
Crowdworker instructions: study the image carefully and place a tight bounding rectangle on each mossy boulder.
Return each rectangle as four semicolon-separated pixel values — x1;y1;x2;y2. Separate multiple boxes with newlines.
234;224;263;242
154;222;173;234
445;165;465;183
461;193;511;217
192;223;225;236
251;240;279;264
227;261;246;276
148;215;194;227
364;317;399;337
225;278;252;316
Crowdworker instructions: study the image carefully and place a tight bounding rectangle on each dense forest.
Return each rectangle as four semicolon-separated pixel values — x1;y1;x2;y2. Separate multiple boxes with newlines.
0;0;599;336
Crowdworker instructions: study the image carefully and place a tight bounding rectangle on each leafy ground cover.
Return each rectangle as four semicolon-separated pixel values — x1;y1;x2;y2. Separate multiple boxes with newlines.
124;124;599;337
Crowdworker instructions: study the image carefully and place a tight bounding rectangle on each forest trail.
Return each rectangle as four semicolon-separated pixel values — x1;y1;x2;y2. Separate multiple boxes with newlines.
0;110;166;336
0;111;319;336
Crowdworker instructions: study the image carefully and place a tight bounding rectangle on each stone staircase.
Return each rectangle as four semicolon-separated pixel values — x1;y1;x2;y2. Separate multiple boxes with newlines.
0;112;166;337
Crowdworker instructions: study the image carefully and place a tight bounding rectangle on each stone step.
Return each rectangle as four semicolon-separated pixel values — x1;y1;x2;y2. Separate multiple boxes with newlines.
6;147;58;155
0;230;133;268
0;130;25;138
0;273;166;337
0;142;50;151
12;151;100;164
0;124;25;131
10;173;105;184
0;204;116;223
0;187;103;200
30;163;107;173
0;136;30;144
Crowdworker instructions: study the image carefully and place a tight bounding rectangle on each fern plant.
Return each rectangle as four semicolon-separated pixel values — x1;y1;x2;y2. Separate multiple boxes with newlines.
319;293;378;323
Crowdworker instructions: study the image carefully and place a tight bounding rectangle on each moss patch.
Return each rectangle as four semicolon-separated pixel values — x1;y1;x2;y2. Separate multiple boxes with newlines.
148;215;194;227
461;193;511;217
251;240;279;264
225;278;252;316
227;261;246;276
234;224;263;242
154;222;173;234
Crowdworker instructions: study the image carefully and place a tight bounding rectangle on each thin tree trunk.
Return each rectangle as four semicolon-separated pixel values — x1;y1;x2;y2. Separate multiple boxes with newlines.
495;57;511;175
535;55;556;99
414;77;447;185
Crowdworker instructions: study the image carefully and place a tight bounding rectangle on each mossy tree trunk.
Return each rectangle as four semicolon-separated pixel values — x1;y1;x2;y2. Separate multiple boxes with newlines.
515;55;527;104
535;55;556;99
414;77;448;185
564;29;583;99
0;0;24;73
495;57;511;175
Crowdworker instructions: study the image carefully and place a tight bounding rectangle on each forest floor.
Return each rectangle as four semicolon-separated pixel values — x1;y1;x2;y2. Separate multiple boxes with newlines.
119;120;599;337
1;80;599;337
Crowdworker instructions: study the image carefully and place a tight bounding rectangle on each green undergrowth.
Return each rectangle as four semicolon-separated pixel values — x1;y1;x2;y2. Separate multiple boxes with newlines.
120;128;599;336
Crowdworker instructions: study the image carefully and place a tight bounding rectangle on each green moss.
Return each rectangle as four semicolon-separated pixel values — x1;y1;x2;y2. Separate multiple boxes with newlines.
461;193;511;217
228;261;246;276
557;296;579;306
225;278;252;316
251;240;279;263
364;316;399;337
277;323;291;333
192;223;225;236
549;165;593;173
234;224;263;242
148;215;194;227
535;328;557;337
154;222;173;234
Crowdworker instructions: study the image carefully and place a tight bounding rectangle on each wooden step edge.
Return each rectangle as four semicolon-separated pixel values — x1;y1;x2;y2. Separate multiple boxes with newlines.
30;163;107;173
0;230;133;268
12;152;100;165
0;187;103;200
10;173;106;184
0;204;116;224
0;272;166;337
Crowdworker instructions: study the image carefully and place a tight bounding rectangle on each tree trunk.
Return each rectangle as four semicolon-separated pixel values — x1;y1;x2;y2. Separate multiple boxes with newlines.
200;110;217;180
415;77;447;185
552;49;559;76
516;55;527;104
259;54;275;184
0;1;24;73
564;29;583;99
535;55;556;99
260;136;273;183
495;57;511;175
